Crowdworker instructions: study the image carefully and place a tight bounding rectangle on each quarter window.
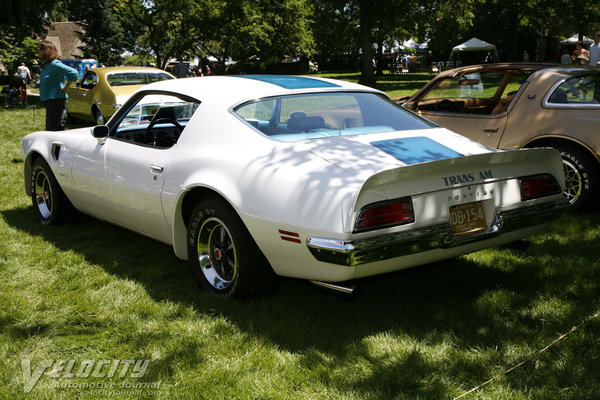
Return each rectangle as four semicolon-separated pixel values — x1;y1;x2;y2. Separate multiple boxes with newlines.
548;75;600;105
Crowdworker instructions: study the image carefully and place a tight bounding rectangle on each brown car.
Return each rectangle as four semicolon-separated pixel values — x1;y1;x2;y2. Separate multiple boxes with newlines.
402;63;600;211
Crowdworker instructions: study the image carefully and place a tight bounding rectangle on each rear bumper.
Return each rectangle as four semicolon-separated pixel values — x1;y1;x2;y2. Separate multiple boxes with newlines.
307;198;569;267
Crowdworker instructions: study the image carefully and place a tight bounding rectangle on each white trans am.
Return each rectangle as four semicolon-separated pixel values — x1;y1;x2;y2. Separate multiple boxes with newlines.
22;75;568;297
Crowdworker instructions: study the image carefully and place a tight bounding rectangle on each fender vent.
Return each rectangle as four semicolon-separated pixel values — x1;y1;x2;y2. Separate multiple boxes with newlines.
51;143;61;161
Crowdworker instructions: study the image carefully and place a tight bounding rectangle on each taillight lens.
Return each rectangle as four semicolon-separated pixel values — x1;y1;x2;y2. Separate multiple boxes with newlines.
355;198;414;232
520;174;561;200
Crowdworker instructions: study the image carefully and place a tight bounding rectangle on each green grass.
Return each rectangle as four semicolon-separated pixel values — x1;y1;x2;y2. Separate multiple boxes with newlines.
1;82;600;400
315;70;437;98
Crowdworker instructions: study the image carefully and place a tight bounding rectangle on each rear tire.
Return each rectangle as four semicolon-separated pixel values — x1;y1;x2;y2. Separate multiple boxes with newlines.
94;107;106;125
557;144;599;212
30;158;70;225
186;196;277;298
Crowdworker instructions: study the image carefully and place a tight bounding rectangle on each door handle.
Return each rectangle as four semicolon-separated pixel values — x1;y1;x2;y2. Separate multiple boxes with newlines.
483;126;498;132
150;165;164;173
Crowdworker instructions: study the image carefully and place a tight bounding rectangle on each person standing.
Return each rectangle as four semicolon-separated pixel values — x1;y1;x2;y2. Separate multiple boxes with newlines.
36;40;78;131
17;62;31;84
589;32;600;67
571;41;589;65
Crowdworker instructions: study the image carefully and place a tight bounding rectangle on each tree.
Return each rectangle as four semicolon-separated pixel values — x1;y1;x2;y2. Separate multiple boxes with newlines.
114;0;202;69
75;0;127;65
0;0;63;71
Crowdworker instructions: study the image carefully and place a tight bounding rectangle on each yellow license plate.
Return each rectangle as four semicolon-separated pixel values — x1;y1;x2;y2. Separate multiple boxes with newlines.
449;202;487;236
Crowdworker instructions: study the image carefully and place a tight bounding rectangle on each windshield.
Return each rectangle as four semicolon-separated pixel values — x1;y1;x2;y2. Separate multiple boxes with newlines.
107;72;173;87
233;92;436;141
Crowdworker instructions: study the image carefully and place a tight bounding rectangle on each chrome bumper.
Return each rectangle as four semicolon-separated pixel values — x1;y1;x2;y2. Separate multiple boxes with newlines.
307;199;569;267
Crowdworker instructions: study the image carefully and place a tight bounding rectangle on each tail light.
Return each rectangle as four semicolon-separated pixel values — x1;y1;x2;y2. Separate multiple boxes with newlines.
520;174;561;200
355;197;414;232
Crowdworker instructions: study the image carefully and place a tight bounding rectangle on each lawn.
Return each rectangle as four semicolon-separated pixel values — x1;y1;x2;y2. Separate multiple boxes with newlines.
1;77;600;400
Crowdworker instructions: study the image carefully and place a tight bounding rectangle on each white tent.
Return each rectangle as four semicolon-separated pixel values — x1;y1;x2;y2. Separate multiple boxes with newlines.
560;34;594;45
449;37;499;63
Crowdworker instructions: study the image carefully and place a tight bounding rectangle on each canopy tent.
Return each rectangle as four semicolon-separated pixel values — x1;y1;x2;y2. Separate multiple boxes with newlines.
449;37;499;64
560;34;594;45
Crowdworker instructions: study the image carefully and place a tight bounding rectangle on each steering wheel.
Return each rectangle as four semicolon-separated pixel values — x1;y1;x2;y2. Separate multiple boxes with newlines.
146;117;183;134
145;117;183;144
437;99;457;112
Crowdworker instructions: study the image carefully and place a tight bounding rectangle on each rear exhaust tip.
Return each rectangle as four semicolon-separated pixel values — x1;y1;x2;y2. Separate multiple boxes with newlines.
309;280;359;297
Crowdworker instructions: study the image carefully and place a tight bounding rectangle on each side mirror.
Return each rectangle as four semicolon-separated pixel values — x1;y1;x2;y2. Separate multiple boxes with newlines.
91;125;109;144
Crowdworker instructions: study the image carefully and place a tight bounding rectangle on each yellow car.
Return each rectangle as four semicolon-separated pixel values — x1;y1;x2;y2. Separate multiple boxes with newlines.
65;66;174;125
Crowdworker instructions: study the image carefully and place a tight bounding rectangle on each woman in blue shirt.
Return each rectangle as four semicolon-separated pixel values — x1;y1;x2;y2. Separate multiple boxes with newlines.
36;40;78;131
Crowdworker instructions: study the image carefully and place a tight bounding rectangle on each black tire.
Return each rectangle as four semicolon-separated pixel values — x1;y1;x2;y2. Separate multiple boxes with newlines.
30;157;70;225
557;144;599;212
186;196;277;298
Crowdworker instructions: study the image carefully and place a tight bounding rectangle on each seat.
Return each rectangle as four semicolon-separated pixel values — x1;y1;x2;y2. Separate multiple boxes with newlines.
286;113;325;132
491;94;515;114
548;88;568;104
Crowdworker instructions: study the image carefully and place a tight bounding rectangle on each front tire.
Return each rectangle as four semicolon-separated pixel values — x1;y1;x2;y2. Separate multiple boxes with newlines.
557;144;599;212
30;158;69;224
186;197;276;298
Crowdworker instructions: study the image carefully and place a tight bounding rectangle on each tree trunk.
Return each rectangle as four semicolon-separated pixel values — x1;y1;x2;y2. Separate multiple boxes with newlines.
358;0;375;87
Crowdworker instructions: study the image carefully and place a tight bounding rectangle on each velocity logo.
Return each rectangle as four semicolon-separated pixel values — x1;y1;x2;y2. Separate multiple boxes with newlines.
21;359;150;393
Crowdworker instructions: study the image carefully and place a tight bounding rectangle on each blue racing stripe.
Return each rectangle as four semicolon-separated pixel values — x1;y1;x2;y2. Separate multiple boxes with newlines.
371;137;462;165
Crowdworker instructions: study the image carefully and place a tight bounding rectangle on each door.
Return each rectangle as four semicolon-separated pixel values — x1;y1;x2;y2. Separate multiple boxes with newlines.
70;91;200;242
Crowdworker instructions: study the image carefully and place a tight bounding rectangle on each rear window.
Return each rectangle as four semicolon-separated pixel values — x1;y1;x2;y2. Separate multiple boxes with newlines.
107;72;173;87
548;74;600;105
233;92;435;142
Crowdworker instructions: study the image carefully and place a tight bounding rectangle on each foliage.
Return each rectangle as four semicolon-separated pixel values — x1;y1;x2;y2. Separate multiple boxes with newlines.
0;0;63;72
75;0;127;65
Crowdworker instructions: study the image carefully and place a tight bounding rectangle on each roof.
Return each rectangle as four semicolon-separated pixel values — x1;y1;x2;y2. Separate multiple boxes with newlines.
434;63;599;79
452;38;496;52
560;34;594;45
140;75;382;105
45;22;85;59
91;66;174;76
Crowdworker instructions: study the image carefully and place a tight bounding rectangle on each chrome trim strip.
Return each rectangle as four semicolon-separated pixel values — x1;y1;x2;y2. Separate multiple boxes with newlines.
307;198;569;267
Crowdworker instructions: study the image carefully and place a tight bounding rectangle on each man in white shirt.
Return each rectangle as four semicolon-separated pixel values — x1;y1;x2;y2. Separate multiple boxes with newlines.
17;62;31;84
589;32;600;67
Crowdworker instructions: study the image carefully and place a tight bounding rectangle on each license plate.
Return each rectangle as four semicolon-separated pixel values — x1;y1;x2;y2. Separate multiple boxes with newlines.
449;202;487;236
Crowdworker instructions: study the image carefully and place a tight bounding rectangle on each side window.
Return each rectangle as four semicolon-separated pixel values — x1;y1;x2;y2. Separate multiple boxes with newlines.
548;75;600;105
81;72;98;89
417;70;532;115
111;93;200;148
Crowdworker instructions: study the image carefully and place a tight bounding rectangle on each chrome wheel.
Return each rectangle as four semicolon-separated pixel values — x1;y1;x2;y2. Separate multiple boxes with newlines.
563;158;582;205
34;170;53;219
197;217;237;291
30;158;69;225
187;197;277;298
95;108;105;125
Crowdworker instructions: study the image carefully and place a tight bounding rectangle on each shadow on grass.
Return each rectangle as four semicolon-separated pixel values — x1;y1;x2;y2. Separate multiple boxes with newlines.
3;207;600;397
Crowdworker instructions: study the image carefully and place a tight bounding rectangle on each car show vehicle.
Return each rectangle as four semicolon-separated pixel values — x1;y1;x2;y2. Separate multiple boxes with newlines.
23;75;568;297
402;63;600;212
65;66;174;125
